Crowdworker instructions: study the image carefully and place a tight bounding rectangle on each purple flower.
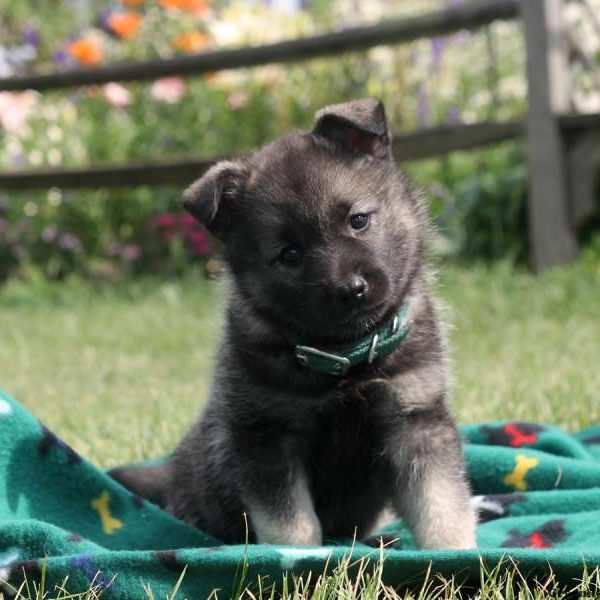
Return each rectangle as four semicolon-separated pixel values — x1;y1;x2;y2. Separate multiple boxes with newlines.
10;150;24;168
446;106;461;124
107;242;123;256
58;232;82;252
431;37;445;70
41;225;58;242
52;49;70;67
23;27;40;48
452;31;470;45
416;84;430;127
122;244;141;261
98;8;113;35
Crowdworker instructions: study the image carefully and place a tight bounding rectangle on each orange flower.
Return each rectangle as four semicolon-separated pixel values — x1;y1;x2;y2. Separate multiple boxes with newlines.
180;0;209;14
171;31;208;53
204;72;219;86
120;0;144;6
68;38;103;66
160;0;209;16
107;12;142;39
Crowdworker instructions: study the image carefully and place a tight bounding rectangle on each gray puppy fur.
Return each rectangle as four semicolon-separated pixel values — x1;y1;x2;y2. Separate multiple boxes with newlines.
111;98;477;549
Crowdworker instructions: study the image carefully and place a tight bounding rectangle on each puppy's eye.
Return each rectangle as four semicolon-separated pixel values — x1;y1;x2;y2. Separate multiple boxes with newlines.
279;244;303;267
349;213;370;231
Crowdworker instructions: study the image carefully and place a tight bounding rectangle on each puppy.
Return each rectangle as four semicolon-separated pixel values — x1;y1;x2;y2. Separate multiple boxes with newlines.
111;98;477;549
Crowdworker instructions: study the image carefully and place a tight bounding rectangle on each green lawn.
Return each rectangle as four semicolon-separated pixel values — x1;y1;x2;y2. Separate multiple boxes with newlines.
1;258;599;469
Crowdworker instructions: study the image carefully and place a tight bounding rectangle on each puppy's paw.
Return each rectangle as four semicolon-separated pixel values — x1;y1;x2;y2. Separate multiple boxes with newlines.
250;500;323;546
253;514;323;546
419;520;478;550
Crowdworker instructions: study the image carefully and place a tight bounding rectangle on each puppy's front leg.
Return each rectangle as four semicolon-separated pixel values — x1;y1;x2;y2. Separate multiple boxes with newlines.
241;457;322;546
366;378;476;549
392;408;476;549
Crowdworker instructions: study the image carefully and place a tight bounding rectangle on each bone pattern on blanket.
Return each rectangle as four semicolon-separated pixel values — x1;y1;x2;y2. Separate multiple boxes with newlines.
0;390;599;598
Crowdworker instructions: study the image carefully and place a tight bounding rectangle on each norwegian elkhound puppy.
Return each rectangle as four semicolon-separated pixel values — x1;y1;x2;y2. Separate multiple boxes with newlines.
111;98;477;549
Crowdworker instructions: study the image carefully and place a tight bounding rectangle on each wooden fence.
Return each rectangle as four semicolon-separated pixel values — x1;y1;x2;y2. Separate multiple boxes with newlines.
0;0;597;271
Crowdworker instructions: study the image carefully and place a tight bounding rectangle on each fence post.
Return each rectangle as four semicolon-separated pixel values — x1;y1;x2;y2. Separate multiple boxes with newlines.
521;0;578;271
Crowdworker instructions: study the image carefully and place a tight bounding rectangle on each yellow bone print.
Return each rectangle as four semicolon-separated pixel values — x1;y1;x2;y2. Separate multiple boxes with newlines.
91;491;123;534
503;454;539;491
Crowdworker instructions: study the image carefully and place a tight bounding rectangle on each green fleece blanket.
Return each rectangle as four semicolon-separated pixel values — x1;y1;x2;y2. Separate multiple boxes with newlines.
1;387;600;598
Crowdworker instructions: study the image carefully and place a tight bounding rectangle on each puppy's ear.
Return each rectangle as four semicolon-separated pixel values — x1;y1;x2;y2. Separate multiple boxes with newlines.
312;98;391;159
182;160;247;239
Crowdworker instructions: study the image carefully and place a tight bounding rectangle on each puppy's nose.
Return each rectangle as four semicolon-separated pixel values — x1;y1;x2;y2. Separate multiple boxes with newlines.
339;275;368;303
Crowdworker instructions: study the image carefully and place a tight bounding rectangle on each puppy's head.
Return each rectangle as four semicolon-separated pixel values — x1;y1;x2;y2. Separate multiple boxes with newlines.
183;98;428;344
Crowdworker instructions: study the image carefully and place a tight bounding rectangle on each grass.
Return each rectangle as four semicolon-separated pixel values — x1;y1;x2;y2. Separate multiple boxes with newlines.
1;258;598;467
3;554;600;600
0;255;599;598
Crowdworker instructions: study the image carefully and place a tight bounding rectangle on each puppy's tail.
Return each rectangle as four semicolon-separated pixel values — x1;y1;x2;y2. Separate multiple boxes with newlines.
108;462;170;507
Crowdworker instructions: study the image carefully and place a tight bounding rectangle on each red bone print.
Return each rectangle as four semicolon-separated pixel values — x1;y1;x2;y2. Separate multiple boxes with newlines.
529;532;550;549
502;520;567;549
482;423;544;447
504;424;539;447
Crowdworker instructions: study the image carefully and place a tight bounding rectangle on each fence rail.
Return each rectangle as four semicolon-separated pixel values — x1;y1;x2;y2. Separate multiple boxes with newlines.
6;113;599;190
0;120;525;190
0;0;518;92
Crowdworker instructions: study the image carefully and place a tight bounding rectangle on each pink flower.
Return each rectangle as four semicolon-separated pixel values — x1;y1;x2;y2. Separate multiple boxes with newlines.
181;213;197;229
188;230;211;256
122;244;141;261
226;91;248;111
150;213;178;228
151;77;186;104
58;232;82;252
41;225;58;242
0;91;36;133
107;242;123;256
103;82;131;108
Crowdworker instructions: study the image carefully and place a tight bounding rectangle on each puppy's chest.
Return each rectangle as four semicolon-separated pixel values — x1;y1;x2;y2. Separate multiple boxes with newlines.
305;391;389;484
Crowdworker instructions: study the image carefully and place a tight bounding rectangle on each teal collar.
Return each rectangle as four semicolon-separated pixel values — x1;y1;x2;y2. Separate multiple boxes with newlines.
294;304;411;376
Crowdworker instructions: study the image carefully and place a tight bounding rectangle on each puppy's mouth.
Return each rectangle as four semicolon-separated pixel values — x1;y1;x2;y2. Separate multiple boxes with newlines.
298;302;392;345
339;302;386;328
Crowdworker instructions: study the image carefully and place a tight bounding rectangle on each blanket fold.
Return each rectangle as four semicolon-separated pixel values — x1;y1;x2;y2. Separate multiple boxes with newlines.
0;389;599;598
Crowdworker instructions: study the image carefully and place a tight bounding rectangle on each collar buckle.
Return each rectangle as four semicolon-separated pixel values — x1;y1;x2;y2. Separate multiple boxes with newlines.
367;333;380;364
295;345;351;376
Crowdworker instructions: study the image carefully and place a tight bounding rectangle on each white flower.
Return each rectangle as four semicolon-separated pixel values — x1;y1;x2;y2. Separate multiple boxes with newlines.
151;77;186;103
210;20;241;46
0;91;37;133
103;82;132;108
47;148;62;166
48;125;63;143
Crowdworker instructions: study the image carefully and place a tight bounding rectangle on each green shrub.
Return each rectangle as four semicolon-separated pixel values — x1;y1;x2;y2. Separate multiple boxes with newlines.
409;142;528;263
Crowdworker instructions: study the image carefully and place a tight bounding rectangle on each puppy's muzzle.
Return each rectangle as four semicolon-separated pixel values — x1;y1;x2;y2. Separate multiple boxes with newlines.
336;274;368;306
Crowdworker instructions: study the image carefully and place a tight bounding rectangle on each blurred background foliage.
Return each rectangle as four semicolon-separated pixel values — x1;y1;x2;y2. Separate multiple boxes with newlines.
0;0;553;282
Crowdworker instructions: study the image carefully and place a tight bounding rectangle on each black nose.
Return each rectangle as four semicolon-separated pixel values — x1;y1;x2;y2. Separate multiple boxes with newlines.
339;275;368;303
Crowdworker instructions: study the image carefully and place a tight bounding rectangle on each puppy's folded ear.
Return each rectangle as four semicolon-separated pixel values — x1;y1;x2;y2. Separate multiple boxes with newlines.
312;98;391;159
182;160;247;238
